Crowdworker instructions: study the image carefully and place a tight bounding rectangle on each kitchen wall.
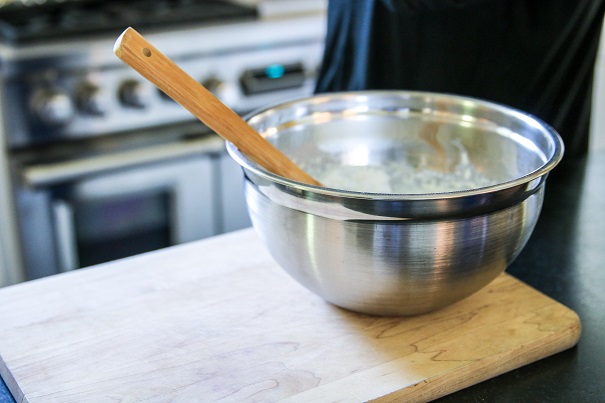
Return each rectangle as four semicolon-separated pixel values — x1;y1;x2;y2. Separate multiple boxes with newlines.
590;17;605;151
0;99;24;287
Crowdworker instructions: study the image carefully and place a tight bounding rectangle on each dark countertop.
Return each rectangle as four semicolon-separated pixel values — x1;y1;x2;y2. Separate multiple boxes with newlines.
0;379;11;403
1;151;604;402
440;150;605;402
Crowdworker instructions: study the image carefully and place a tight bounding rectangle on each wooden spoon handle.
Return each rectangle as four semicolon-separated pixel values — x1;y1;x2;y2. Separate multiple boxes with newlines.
113;27;322;187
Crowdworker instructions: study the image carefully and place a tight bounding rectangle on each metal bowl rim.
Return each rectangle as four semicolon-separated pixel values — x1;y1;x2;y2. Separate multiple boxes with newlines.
226;90;565;201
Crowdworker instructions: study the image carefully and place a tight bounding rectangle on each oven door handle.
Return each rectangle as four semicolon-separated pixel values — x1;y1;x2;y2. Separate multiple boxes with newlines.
20;136;226;187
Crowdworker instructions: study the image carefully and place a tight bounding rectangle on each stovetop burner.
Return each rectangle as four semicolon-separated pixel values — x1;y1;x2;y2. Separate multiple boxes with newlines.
0;0;258;45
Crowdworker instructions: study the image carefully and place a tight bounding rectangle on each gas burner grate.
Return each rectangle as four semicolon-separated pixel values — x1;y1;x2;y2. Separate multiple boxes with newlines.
0;0;258;45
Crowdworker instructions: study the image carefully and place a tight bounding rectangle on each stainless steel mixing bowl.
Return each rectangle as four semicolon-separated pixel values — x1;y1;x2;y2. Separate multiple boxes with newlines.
226;91;564;316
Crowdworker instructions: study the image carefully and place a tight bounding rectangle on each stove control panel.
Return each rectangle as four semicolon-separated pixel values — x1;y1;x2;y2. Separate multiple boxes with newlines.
3;14;326;148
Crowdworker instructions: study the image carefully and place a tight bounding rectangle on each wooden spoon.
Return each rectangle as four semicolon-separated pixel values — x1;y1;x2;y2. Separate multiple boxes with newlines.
113;27;322;187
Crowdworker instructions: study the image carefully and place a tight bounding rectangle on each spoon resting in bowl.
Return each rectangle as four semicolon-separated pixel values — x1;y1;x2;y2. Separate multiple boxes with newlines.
113;27;322;187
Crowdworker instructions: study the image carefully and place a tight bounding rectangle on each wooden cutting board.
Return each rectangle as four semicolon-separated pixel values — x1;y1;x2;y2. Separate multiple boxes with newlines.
0;229;580;403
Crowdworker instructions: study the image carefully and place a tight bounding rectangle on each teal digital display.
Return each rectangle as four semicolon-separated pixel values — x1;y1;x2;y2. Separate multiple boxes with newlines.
265;64;285;79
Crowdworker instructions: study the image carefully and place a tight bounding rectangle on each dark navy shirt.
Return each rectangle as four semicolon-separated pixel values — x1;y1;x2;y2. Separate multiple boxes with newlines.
315;0;605;158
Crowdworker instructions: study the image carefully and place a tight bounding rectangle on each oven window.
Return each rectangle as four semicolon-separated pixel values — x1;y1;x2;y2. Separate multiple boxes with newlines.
73;191;172;268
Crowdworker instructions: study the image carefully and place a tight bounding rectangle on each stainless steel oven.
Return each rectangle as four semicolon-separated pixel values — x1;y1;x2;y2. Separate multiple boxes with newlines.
0;0;327;281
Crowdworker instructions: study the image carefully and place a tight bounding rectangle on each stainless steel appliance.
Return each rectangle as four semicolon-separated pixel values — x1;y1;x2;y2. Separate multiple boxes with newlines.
0;0;326;281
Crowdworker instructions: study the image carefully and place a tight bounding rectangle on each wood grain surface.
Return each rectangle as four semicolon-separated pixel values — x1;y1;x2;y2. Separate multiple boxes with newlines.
0;229;581;402
113;27;322;186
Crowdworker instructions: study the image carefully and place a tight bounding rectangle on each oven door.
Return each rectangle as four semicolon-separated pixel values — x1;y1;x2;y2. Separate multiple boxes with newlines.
15;138;223;279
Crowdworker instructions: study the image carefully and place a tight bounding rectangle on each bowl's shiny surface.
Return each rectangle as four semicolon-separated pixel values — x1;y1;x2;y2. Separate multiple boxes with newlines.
227;91;564;315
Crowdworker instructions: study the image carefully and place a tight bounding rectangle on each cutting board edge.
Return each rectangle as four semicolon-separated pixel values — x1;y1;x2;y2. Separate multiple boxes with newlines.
370;302;582;403
0;353;25;403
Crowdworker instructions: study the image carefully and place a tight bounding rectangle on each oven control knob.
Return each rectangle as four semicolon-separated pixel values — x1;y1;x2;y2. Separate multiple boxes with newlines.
202;76;236;105
76;83;110;116
30;88;75;127
119;79;150;109
202;77;225;94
